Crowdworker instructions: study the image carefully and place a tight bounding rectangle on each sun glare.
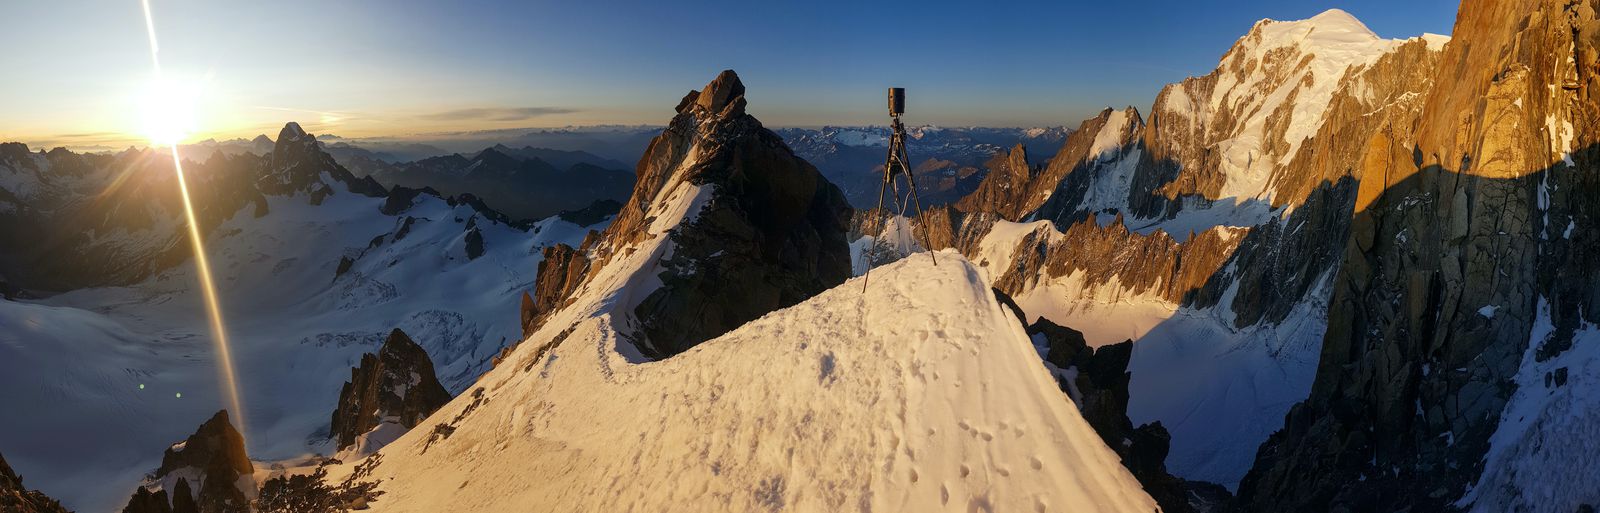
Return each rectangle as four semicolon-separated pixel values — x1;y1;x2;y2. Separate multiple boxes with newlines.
139;77;199;147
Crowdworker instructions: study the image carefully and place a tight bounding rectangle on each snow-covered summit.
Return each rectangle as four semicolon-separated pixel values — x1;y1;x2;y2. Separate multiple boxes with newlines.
1156;8;1428;203
1248;9;1380;45
357;252;1158;512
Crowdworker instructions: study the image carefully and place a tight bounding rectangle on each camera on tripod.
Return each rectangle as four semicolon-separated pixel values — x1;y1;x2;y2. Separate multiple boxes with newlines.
887;87;906;116
860;86;937;291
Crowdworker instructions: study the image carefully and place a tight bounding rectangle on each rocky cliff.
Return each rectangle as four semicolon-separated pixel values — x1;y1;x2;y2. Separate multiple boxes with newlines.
526;70;853;359
330;329;452;453
1239;1;1600;511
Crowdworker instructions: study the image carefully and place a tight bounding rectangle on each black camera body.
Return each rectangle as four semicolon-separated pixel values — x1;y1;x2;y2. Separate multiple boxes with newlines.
887;87;906;116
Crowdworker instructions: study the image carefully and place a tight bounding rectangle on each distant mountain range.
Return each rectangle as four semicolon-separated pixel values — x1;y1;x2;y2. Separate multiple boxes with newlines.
775;125;1071;208
340;144;634;221
167;125;1072;217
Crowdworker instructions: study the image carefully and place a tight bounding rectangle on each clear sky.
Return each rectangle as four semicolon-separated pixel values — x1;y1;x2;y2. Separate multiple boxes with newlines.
0;0;1458;149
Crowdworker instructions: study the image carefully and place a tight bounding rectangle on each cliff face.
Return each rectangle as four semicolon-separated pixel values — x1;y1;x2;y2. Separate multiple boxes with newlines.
1239;1;1600;511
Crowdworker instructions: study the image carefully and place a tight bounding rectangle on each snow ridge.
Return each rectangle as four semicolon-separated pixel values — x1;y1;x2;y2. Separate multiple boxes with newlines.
358;253;1157;512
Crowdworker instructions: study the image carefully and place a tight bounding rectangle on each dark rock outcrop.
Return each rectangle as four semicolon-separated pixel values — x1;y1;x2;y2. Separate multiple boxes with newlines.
0;451;70;513
121;487;171;513
522;242;592;337
1026;318;1231;513
330;329;452;451
121;410;251;513
169;479;197;513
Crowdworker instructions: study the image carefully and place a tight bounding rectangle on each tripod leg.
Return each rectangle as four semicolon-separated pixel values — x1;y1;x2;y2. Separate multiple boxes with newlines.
862;174;890;293
905;164;937;266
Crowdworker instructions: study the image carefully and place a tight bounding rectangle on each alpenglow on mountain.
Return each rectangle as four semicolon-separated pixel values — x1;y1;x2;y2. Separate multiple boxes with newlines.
2;2;1599;513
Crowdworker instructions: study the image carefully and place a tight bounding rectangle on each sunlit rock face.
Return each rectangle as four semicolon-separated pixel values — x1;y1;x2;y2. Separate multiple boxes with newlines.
1240;1;1600;511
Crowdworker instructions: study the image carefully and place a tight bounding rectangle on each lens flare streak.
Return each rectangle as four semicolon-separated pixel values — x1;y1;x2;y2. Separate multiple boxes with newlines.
141;0;248;439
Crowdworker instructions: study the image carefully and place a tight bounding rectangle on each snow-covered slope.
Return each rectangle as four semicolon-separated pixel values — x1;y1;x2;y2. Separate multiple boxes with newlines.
350;252;1157;512
1460;298;1600;511
960;217;1323;489
0;179;603;511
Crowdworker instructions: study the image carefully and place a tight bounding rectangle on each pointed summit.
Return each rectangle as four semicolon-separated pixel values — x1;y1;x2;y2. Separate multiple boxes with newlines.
526;69;851;358
697;69;745;112
330;328;451;453
120;409;252;513
278;121;307;143
676;69;747;118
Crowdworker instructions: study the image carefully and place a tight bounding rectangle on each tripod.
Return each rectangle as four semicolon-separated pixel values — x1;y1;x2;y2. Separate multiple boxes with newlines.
861;88;937;292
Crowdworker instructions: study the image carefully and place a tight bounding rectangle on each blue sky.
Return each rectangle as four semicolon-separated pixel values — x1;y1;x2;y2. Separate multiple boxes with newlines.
0;0;1457;147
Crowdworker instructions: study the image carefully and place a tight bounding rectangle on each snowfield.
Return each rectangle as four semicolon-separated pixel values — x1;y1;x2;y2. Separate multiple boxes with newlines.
1461;298;1600;511
0;186;603;512
961;219;1329;489
354;252;1157;513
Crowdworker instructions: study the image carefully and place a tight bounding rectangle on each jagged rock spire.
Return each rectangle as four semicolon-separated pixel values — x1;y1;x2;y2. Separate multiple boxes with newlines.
330;328;452;452
524;69;852;359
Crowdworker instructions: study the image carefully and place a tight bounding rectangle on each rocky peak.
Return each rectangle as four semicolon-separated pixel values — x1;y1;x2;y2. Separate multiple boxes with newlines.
260;121;386;200
121;410;252;513
155;410;251;479
951;105;1145;224
330;328;452;452
278;121;307;142
952;143;1034;219
687;69;747;118
525;69;852;359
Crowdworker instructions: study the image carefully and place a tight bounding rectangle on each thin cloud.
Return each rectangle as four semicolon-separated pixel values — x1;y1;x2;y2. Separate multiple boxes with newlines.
51;132;122;139
418;107;579;122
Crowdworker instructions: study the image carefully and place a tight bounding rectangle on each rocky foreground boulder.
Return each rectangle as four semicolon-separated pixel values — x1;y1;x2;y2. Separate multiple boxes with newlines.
330;328;452;452
0;451;69;513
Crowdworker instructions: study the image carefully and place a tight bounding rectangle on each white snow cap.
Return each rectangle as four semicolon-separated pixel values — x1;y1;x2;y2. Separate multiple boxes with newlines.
1197;8;1413;202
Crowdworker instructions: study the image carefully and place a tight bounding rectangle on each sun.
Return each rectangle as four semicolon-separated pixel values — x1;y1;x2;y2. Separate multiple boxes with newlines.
139;77;200;147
